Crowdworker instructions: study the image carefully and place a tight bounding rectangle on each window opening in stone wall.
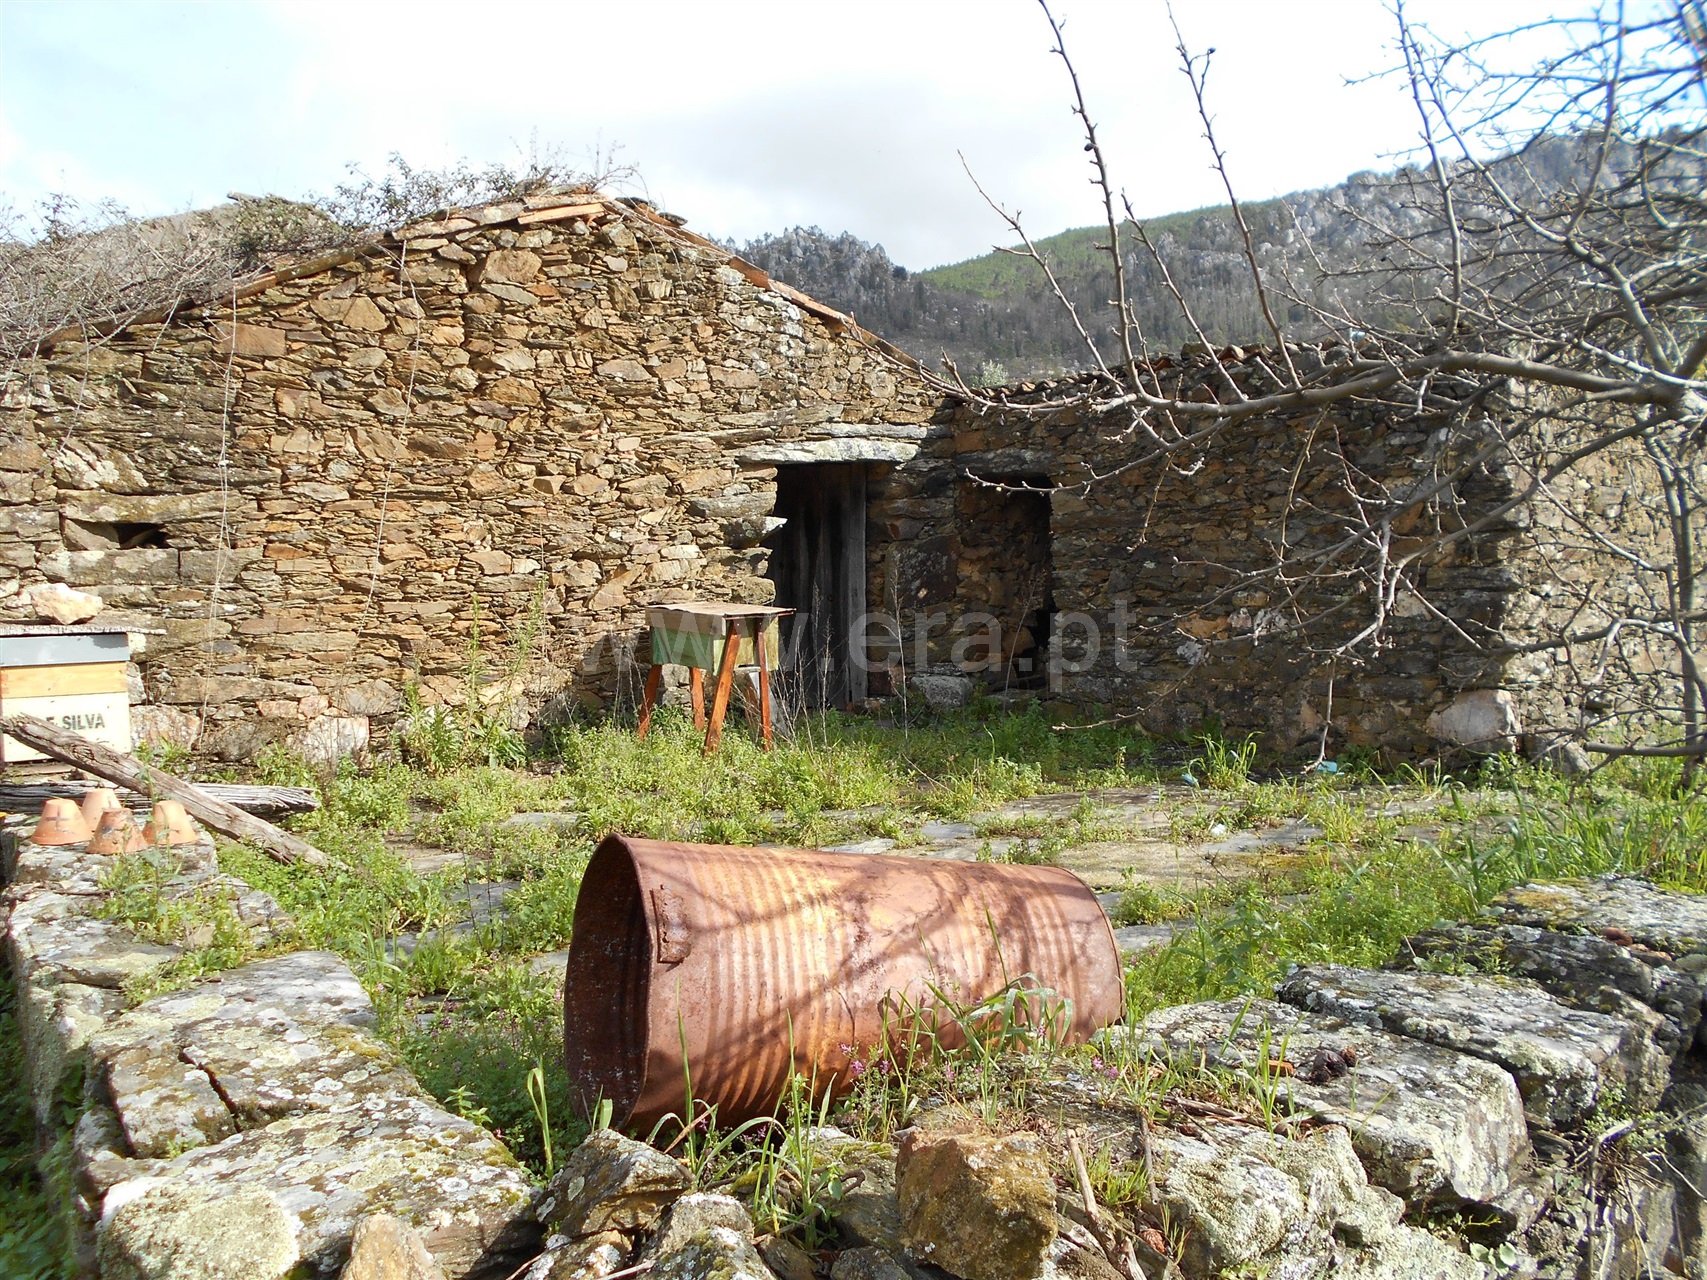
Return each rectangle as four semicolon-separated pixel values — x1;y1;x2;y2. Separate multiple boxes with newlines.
61;518;171;550
764;463;868;711
957;475;1053;691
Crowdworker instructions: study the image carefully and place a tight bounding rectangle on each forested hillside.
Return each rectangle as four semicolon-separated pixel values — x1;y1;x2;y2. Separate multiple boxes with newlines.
736;139;1605;381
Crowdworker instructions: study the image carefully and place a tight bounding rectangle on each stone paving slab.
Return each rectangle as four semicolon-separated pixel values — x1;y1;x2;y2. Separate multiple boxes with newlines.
1109;922;1179;953
821;838;897;855
1403;919;1706;1057
800;787;1335;893
99;1092;538;1279
1277;965;1672;1129
1485;875;1707;957
1128;998;1531;1206
89;951;425;1155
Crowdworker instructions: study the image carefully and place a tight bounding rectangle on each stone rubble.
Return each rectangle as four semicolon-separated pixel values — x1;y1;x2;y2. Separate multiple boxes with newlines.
1484;877;1707;956
642;1192;755;1261
103;1095;537;1276
1401;920;1707;1057
648;1225;773;1280
8;812;1707;1280
755;1233;818;1280
96;1182;300;1280
520;1231;629;1280
1129;997;1531;1206
2;822;537;1279
1276;964;1672;1130
1142;1121;1454;1279
534;1128;693;1238
339;1213;450;1280
895;1127;1057;1280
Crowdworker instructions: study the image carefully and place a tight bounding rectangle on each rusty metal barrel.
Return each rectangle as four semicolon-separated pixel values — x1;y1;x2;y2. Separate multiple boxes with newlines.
563;834;1124;1129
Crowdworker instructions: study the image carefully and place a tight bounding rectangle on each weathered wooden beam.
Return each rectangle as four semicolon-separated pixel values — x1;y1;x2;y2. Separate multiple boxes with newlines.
0;779;318;820
0;714;328;866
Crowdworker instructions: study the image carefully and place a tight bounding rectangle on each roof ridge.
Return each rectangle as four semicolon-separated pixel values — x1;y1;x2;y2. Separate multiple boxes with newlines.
22;190;921;375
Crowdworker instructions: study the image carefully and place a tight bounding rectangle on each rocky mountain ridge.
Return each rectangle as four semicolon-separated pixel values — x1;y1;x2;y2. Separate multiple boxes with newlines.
734;137;1630;381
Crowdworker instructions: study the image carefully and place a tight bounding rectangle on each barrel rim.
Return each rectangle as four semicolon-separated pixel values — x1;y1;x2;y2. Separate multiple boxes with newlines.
564;833;657;1126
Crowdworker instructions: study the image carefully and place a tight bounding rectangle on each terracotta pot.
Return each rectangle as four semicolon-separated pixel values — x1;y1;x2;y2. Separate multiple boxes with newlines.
30;798;93;846
87;807;147;856
142;800;202;848
80;788;123;828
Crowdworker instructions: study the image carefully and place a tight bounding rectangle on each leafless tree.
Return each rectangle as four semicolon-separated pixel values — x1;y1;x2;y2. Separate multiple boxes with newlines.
924;0;1706;776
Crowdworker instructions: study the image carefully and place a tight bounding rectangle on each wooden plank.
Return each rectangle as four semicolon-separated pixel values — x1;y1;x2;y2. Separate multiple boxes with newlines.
689;667;706;731
0;714;328;866
0;662;129;699
757;621;774;751
726;258;771;289
844;467;869;705
636;664;663;741
769;279;854;328
516;203;606;226
702;631;742;754
0;780;318;819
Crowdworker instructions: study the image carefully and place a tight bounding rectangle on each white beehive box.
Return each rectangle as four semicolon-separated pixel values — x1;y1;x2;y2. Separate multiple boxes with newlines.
0;626;134;763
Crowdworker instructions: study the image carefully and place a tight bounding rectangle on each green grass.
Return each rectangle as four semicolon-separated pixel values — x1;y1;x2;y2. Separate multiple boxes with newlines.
15;702;1706;1201
195;703;1168;1176
1124;755;1707;1014
208;720;1707;1177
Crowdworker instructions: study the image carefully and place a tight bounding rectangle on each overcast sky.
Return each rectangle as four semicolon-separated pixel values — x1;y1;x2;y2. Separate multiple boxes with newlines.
1;0;1553;270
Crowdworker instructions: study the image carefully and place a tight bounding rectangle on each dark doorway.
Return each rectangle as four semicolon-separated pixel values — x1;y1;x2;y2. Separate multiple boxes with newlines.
956;476;1054;690
766;464;868;709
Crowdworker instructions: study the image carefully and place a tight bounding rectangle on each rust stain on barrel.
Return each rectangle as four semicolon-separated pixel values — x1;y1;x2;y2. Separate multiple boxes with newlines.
564;834;1124;1129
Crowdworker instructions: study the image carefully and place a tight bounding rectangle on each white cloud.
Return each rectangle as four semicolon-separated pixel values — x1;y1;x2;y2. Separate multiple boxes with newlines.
2;0;1562;265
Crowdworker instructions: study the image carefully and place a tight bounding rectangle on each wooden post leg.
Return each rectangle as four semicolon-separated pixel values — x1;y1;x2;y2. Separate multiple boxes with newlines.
756;622;774;751
703;630;742;755
689;667;706;731
636;663;663;740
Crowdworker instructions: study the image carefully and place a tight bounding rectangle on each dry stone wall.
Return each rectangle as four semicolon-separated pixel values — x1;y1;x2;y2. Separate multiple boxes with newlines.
871;354;1686;759
0;190;1682;763
1;821;540;1277
0;194;935;760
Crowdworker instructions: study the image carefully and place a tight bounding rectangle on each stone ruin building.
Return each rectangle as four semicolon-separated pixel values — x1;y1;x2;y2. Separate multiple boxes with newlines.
0;189;1676;763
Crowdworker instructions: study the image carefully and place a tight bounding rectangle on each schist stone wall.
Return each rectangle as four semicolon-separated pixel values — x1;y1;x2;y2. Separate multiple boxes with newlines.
0;194;935;760
870;353;1683;758
0;195;1681;762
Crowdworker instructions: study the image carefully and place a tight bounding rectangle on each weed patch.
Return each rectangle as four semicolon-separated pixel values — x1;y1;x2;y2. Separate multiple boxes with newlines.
145;709;1707;1187
1125;758;1707;1014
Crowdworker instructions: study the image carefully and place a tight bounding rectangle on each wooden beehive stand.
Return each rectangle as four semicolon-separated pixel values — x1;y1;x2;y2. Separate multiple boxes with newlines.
636;604;793;752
